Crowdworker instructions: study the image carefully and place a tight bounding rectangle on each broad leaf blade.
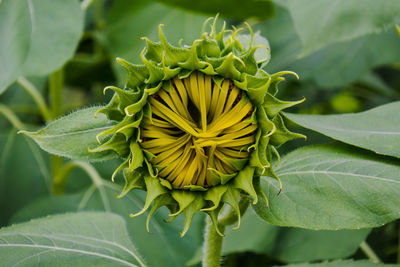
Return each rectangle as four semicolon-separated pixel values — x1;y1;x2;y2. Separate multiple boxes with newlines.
21;107;118;161
21;0;84;76
286;0;400;56
0;212;146;267
257;6;400;88
0;0;83;94
271;228;370;263
253;144;400;230
0;131;51;226
11;182;203;267
0;0;30;93
154;0;275;20
285;101;400;158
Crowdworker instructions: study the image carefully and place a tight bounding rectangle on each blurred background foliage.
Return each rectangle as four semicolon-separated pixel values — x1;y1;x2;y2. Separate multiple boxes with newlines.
0;0;400;266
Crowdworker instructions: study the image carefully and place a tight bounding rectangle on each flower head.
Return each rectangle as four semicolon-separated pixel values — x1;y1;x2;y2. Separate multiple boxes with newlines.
92;17;305;236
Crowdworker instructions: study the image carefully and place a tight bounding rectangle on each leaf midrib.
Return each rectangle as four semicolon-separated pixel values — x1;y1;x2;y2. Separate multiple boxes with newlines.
32;126;113;139
0;243;138;267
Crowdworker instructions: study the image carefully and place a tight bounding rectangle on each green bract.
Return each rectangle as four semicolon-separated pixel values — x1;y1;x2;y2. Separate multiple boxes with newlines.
93;17;305;236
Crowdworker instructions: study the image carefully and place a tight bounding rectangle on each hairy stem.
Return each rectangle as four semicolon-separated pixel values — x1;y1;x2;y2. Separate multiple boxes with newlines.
360;241;381;263
202;195;251;267
202;216;225;267
17;77;51;122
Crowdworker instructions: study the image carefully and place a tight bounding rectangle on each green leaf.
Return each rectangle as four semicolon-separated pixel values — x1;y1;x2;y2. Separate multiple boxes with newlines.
285;0;400;56
100;0;208;85
21;107;118;162
0;0;30;93
285;101;400;158
271;228;370;263
0;0;83;94
11;182;203;267
20;0;84;76
0;130;51;227
253;144;400;230
284;260;398;267
153;0;275;20
257;6;400;88
0;212;147;266
291;29;400;87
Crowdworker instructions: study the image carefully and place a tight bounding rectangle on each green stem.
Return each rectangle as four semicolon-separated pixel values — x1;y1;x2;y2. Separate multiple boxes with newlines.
360;241;381;263
93;0;105;58
0;104;26;130
202;196;250;267
49;69;65;186
49;68;64;119
53;161;111;212
202;217;225;267
17;77;51;121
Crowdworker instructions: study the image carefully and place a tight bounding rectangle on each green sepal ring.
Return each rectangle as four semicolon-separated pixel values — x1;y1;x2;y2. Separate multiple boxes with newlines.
92;16;305;236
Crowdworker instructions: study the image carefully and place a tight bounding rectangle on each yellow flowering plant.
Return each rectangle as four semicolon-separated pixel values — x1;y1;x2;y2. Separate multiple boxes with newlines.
86;17;305;238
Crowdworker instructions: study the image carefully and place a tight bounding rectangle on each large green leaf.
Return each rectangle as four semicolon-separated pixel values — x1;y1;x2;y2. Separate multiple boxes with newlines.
285;101;400;158
0;0;83;94
21;0;84;76
0;0;30;93
285;260;398;267
285;0;400;56
253;144;400;230
0;130;51;226
100;0;208;85
271;228;370;263
0;212;147;266
290;29;400;88
11;181;203;267
153;0;275;20
188;209;369;264
257;6;400;88
21;107;118;161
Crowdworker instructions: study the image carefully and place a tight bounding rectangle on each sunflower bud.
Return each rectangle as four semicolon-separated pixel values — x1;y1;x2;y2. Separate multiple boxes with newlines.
93;17;305;236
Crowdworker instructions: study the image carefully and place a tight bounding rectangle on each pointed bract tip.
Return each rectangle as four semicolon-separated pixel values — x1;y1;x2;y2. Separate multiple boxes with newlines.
95;134;101;144
232;214;241;230
17;130;28;135
201;17;214;34
146;218;154;234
